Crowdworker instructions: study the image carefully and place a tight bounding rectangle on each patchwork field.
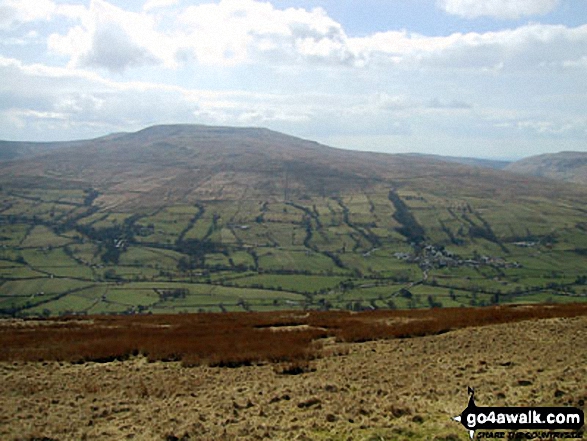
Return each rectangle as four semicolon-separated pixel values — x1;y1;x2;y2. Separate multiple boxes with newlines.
2;185;587;316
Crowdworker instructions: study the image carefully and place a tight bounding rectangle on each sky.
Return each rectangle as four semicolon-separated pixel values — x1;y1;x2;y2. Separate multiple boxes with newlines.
1;0;586;159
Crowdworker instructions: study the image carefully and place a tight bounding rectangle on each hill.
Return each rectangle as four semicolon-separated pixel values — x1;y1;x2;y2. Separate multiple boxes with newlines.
1;124;587;317
0;124;578;209
0;132;127;161
506;151;587;185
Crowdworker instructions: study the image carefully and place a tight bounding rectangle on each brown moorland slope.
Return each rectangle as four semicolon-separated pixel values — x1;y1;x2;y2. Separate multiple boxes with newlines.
2;125;585;211
2;304;587;366
0;305;585;440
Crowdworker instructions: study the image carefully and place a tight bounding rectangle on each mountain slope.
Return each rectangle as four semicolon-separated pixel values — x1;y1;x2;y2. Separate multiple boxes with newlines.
1;124;587;317
506;151;587;185
0;124;582;210
0;132;127;161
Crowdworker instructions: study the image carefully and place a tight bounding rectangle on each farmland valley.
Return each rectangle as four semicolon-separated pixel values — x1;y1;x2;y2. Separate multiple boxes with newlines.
1;124;587;316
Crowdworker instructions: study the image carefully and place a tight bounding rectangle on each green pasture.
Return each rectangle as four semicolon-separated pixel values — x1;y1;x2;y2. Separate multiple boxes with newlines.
0;224;30;247
93;282;308;313
310;225;357;252
68;243;101;265
338;251;421;278
105;288;159;306
181;217;214;241
264;202;305;223
338;283;405;302
74;285;108;300
87;301;130;314
205;252;231;268
20;225;72;248
0;264;45;279
0;292;62;310
256;247;344;274
502;291;587;305
76;211;109;226
118;246;181;269
228;250;255;268
20;248;94;279
27;293;96;315
0;278;91;296
228;274;346;293
90;212;134;229
263;223;298;247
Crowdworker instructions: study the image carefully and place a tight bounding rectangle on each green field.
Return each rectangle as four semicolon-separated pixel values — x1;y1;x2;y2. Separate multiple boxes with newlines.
2;182;587;317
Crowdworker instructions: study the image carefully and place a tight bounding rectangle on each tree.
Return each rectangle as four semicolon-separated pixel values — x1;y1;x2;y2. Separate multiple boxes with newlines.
104;269;120;281
177;257;191;272
101;246;120;264
427;295;442;308
399;288;413;299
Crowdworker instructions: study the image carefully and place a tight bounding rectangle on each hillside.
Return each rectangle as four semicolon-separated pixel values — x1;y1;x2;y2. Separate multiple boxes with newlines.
0;132;127;162
1;310;586;440
506;151;587;185
0;124;578;209
1;125;587;317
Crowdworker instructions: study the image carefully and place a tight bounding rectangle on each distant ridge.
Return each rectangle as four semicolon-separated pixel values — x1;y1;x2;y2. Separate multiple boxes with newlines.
0;132;128;161
0;139;85;161
506;151;587;185
1;124;509;170
404;153;511;170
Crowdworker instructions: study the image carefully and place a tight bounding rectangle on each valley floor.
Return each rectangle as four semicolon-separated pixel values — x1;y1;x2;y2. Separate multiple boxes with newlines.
1;316;586;441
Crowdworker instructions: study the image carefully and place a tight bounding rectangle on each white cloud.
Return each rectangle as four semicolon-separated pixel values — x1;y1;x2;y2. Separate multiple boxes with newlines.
427;98;472;109
40;0;587;74
169;2;587;72
0;0;56;29
175;0;349;66
437;0;560;19
0;55;323;139
2;53;585;157
516;118;586;135
48;0;176;72
563;56;587;68
373;23;587;72
143;0;179;12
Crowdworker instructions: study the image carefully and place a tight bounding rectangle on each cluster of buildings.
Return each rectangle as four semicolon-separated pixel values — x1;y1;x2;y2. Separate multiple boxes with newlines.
394;244;522;270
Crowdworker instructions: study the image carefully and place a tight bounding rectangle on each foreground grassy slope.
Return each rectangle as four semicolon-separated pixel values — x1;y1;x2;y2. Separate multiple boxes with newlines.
1;125;587;316
1;309;586;440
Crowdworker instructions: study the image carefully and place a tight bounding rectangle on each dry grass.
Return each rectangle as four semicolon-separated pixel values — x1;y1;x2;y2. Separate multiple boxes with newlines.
1;304;586;368
1;312;586;440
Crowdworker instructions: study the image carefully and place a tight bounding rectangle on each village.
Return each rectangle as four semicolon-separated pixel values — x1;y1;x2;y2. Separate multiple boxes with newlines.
394;244;523;271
